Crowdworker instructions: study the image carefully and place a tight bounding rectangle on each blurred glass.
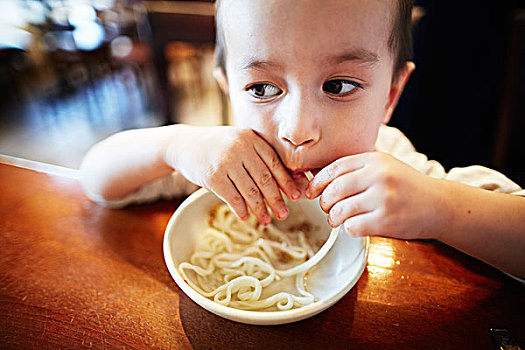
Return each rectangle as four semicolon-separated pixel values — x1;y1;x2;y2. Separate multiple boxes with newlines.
72;21;105;50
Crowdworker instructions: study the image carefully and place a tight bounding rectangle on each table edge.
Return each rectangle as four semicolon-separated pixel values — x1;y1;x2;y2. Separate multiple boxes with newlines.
0;154;80;179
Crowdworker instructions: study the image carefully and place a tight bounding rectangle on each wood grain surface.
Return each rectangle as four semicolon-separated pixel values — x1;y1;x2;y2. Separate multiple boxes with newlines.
0;163;523;349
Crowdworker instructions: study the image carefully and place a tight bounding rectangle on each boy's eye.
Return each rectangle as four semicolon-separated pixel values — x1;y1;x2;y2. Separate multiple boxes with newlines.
247;84;282;99
322;79;360;95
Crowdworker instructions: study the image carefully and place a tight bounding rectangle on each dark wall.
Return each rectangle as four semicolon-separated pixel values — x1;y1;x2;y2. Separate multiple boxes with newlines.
390;1;525;186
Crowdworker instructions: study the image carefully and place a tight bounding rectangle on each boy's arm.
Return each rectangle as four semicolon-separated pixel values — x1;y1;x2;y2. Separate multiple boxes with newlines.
80;124;300;224
436;179;525;279
80;125;183;201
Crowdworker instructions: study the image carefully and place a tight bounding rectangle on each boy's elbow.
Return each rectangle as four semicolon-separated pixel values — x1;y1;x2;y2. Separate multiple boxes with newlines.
79;149;124;203
80;174;129;207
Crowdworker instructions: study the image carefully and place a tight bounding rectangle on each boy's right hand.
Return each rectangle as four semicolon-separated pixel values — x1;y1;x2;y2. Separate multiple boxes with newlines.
165;126;301;225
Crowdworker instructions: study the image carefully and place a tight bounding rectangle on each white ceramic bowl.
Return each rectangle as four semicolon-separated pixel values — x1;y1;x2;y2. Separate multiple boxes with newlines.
163;188;369;325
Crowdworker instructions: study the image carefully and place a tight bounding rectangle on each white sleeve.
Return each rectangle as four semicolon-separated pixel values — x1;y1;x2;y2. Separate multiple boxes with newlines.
86;171;200;208
375;124;523;195
445;166;523;194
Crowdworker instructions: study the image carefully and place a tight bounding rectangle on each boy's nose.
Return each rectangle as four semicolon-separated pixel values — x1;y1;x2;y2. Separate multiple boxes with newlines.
280;130;317;147
277;95;321;147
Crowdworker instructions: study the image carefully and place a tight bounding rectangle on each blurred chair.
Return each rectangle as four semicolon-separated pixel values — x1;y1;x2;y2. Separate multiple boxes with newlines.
0;24;34;108
0;48;29;107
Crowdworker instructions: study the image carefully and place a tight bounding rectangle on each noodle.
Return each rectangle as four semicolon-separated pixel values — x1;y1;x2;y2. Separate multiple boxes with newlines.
178;203;321;311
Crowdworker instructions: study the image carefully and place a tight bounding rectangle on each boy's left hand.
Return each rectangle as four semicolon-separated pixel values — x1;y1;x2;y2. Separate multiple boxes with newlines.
305;152;448;240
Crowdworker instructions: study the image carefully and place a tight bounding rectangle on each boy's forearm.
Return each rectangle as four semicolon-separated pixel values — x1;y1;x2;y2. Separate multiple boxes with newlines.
434;178;525;278
80;124;189;200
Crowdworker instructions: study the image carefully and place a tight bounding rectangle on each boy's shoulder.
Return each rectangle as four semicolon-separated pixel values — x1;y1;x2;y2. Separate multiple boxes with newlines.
376;125;524;195
375;124;416;155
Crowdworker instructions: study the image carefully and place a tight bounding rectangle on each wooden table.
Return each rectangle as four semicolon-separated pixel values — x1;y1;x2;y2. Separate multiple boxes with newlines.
1;160;523;349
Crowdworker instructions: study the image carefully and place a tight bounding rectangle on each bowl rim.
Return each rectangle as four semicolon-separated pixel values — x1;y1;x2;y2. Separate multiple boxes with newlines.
163;188;369;325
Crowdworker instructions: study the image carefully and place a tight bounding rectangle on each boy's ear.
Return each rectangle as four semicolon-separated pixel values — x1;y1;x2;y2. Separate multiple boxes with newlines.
213;67;229;96
383;61;415;124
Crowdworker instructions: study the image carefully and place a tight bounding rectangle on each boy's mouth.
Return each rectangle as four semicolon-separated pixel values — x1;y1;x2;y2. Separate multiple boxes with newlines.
290;171;306;180
289;168;319;180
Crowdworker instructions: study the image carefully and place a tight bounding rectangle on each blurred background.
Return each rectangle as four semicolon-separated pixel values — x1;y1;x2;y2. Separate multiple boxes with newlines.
392;0;525;187
0;0;524;186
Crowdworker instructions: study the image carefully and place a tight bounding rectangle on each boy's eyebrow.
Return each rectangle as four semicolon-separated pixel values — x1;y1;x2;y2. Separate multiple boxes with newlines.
238;47;379;72
326;48;379;66
238;57;283;71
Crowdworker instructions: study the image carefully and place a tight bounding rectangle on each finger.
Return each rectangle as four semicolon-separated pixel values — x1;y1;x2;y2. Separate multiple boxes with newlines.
327;191;374;227
253;140;301;201
227;170;271;225
210;178;249;220
306;153;368;199
243;156;289;221
318;168;368;212
342;211;378;237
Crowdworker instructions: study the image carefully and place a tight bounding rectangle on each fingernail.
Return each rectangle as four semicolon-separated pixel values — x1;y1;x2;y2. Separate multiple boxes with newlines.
292;190;301;200
305;188;311;199
279;206;289;220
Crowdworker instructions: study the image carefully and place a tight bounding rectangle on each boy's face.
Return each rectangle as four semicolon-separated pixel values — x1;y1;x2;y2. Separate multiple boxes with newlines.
219;0;411;175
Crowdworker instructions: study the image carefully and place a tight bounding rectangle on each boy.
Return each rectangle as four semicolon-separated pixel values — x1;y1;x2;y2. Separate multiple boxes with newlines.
80;0;525;278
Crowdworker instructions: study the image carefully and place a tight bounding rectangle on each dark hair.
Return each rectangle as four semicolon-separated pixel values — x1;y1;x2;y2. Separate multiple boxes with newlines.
389;0;414;78
215;0;413;80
